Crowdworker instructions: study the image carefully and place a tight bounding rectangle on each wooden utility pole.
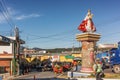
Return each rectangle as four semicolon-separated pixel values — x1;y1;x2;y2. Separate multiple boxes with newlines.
15;27;20;75
13;41;16;75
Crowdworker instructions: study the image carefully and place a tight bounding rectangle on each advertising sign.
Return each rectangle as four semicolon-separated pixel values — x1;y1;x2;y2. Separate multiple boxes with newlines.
98;44;118;49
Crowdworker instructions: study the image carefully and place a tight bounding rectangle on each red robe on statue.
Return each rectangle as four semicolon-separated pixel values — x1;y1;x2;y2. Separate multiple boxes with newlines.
78;10;96;33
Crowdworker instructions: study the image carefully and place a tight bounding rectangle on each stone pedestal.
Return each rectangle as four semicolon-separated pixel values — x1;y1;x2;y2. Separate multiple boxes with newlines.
76;33;101;73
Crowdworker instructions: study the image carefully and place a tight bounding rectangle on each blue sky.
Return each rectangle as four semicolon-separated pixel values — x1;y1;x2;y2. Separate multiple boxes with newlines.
0;0;120;49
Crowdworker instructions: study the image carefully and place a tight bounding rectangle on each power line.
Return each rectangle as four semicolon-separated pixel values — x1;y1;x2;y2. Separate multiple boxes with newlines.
100;32;120;42
27;30;120;48
28;32;75;43
26;28;120;47
1;0;15;26
25;15;120;42
25;29;77;41
0;31;10;36
0;0;15;36
20;10;120;47
96;16;120;29
102;31;120;37
25;29;77;46
2;0;16;35
0;1;12;27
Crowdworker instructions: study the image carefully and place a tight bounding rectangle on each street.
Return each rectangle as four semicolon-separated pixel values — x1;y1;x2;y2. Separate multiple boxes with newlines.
8;68;115;80
11;71;68;80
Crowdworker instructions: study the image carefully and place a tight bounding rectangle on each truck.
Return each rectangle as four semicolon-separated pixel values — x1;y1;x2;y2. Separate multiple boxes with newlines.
97;43;120;73
109;42;120;73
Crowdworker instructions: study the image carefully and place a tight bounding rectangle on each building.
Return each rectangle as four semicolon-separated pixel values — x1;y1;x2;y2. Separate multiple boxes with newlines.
0;35;25;75
23;48;36;54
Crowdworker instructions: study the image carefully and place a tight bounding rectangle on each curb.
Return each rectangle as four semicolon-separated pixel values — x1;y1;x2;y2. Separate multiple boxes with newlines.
76;78;120;80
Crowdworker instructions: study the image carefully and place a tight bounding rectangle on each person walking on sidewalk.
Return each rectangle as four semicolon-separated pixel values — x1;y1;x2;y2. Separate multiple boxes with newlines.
93;58;104;80
72;60;77;71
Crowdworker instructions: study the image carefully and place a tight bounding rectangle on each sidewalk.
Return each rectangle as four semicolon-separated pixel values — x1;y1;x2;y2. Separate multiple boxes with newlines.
4;76;120;80
2;72;120;80
67;72;120;80
76;78;120;80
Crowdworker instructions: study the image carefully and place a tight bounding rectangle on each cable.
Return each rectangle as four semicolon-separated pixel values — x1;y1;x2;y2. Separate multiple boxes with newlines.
21;11;120;48
102;31;120;37
96;16;120;30
28;32;75;43
25;15;120;42
0;3;12;27
2;0;15;35
1;0;15;27
0;31;10;36
0;0;15;36
24;29;77;41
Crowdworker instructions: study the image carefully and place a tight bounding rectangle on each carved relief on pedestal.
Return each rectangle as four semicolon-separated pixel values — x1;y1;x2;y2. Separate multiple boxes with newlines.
81;41;96;67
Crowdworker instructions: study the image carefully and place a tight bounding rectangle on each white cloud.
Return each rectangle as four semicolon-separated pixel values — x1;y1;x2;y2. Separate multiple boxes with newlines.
0;7;41;23
7;7;17;15
0;13;6;23
0;7;17;24
15;14;41;20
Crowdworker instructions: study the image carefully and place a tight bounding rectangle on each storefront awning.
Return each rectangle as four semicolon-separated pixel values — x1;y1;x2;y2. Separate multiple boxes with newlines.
65;55;74;59
73;57;82;61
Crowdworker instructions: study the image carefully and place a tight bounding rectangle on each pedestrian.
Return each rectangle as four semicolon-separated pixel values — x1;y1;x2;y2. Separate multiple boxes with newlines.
101;58;106;70
93;58;104;80
72;60;77;71
47;57;53;71
20;62;25;75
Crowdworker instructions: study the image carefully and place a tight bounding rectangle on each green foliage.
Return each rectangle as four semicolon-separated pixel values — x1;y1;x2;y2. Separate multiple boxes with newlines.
46;47;81;53
12;58;17;75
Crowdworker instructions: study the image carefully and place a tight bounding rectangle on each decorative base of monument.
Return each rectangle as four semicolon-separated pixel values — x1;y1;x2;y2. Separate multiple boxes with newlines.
80;67;94;73
76;33;101;41
76;32;101;73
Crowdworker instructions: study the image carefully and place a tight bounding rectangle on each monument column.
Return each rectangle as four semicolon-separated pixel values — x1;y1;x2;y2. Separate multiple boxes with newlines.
76;10;101;73
76;33;100;72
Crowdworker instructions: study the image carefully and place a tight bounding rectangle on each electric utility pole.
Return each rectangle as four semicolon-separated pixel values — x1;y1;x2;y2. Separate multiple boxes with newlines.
15;27;20;75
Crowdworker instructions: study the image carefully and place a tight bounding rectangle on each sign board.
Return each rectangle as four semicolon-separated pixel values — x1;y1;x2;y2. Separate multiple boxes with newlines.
98;44;118;49
52;55;59;62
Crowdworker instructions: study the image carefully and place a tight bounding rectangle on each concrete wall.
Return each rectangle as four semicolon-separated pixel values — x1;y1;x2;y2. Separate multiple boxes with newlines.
0;43;12;54
0;59;11;74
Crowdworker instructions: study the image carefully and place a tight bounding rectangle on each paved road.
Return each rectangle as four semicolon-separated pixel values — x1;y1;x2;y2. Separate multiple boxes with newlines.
10;71;68;80
8;68;118;80
12;71;55;79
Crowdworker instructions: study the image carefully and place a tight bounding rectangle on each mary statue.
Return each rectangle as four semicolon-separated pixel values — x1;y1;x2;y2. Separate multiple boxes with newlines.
78;10;96;33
